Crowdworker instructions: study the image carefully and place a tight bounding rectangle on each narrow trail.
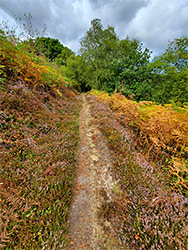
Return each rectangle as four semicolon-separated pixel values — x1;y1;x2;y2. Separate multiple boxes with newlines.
67;94;116;250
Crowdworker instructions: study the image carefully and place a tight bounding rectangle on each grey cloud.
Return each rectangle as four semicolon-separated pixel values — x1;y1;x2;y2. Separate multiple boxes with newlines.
0;0;87;51
88;0;111;8
102;0;147;23
0;0;187;54
0;0;52;32
125;0;188;55
87;0;148;30
49;0;87;40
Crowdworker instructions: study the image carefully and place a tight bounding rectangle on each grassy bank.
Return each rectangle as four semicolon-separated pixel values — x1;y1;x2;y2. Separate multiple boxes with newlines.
0;81;81;249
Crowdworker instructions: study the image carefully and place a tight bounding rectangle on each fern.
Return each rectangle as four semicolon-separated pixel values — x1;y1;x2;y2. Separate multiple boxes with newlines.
92;90;188;192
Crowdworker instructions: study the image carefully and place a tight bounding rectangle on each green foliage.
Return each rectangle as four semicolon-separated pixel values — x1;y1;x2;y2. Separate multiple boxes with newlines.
65;55;91;91
34;37;65;61
33;37;74;71
69;19;187;104
0;32;69;89
71;19;152;99
149;37;188;103
55;47;74;66
79;18;119;90
109;38;152;100
1;16;187;104
0;65;6;83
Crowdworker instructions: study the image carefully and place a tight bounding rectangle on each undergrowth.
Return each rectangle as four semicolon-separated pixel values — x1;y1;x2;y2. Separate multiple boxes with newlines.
0;28;82;248
0;29;74;90
88;94;188;249
92;90;188;194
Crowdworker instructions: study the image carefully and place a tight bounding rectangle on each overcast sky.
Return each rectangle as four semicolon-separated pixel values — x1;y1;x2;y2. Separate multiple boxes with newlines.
0;0;187;56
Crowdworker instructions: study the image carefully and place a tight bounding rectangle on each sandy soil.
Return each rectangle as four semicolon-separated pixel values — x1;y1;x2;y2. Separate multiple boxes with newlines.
67;94;117;250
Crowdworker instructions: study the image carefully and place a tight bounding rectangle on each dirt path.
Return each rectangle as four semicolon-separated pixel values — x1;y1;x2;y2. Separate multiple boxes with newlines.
67;94;117;250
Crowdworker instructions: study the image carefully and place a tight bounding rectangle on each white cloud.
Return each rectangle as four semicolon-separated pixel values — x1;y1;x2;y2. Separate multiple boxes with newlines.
125;0;188;54
0;0;187;54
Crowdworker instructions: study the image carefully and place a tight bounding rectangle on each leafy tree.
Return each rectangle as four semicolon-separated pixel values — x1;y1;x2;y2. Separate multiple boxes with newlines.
149;37;188;103
55;47;74;66
66;18;187;104
79;19;152;100
79;19;118;89
109;38;152;100
65;55;91;92
34;37;64;61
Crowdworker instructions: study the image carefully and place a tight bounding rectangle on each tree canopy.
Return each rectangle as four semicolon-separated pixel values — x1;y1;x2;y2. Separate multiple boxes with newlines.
149;37;188;103
65;18;187;104
34;37;74;64
79;18;118;89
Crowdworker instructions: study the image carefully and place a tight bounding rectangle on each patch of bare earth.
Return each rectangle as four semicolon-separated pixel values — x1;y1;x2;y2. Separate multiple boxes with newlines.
67;94;118;250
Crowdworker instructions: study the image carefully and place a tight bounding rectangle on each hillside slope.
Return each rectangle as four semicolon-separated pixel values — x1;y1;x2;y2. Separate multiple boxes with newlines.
87;93;187;249
0;31;83;249
0;30;187;250
0;81;81;249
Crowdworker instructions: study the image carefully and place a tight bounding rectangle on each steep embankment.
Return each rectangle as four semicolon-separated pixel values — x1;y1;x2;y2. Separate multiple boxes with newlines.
0;82;81;249
0;31;83;249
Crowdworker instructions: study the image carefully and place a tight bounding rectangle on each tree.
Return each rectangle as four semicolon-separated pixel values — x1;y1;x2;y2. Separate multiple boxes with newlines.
108;37;152;100
68;18;187;104
55;47;74;66
34;37;64;61
79;19;118;89
79;19;152;99
149;37;188;103
65;55;91;92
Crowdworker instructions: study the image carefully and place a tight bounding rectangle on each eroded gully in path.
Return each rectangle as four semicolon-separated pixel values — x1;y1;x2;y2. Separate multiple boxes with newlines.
67;94;117;250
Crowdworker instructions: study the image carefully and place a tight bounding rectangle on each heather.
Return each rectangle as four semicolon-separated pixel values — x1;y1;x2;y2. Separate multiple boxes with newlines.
92;90;188;194
88;94;188;249
0;17;187;250
0;29;81;249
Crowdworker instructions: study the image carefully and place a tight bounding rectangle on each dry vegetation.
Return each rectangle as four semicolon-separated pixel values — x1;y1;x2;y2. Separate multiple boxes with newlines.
0;32;81;249
92;90;188;194
88;93;188;249
0;82;81;249
1;26;187;249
